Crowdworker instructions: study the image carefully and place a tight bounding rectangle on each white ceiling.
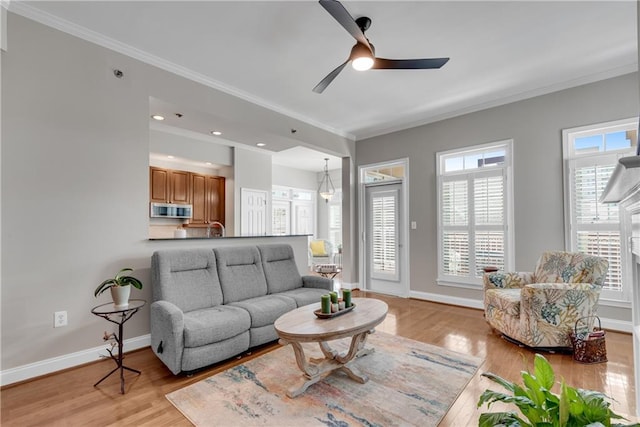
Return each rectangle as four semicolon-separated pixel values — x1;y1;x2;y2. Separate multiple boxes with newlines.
12;0;638;169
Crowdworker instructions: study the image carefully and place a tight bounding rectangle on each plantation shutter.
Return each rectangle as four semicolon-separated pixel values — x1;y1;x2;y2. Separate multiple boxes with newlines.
474;173;506;275
440;170;506;280
371;189;399;280
442;179;469;276
571;159;622;292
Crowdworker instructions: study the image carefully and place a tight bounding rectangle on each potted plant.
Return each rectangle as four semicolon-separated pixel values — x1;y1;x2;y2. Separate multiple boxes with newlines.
477;353;638;427
94;268;143;309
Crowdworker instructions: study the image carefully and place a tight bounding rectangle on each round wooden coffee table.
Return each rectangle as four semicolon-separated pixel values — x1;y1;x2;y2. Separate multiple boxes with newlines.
274;297;388;398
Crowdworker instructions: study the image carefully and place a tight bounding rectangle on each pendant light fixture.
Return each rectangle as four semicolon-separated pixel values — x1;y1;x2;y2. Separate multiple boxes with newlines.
318;158;335;202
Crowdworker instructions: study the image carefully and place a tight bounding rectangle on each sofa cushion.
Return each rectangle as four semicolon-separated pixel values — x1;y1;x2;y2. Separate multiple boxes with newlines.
484;288;521;317
214;246;268;304
183;305;251;348
151;249;223;312
230;295;297;328
257;244;303;294
276;287;327;307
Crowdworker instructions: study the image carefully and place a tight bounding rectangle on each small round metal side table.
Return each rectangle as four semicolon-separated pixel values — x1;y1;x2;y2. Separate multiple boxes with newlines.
91;299;146;394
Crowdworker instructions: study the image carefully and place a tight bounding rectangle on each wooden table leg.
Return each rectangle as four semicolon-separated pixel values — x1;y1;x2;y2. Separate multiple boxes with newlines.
282;329;377;398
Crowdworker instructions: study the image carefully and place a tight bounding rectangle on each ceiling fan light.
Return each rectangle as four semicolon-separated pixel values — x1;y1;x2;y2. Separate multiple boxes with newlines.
350;42;374;71
352;56;374;71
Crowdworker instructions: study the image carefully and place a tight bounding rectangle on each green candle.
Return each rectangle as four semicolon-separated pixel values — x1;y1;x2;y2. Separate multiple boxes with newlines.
330;291;338;304
343;289;352;307
321;294;331;314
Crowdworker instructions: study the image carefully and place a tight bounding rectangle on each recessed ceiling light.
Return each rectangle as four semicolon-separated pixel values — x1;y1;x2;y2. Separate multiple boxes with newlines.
205;162;212;166
256;143;266;147
151;115;165;121
167;155;175;159
211;131;222;136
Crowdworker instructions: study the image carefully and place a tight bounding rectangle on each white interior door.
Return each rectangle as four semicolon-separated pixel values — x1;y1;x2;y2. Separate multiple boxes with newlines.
241;188;267;236
365;183;407;296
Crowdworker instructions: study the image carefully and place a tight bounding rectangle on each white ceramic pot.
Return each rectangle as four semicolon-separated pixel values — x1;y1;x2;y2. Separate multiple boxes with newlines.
110;285;131;309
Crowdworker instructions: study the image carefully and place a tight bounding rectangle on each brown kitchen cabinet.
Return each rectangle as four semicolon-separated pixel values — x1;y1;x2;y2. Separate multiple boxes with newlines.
149;167;191;204
188;173;225;227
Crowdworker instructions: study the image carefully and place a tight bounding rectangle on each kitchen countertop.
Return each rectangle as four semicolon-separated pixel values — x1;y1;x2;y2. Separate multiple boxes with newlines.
148;234;312;241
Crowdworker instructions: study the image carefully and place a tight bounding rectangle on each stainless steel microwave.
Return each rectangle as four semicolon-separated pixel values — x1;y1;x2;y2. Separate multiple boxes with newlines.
150;202;193;219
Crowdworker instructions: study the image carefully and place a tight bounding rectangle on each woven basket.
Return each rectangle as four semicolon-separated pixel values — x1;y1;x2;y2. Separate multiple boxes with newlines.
569;316;607;364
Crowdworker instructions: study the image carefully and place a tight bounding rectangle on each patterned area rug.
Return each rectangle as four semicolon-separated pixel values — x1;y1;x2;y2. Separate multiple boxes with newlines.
166;332;483;426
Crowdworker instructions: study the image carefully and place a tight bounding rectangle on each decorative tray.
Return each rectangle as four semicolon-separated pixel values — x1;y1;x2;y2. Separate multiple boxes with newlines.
314;303;355;319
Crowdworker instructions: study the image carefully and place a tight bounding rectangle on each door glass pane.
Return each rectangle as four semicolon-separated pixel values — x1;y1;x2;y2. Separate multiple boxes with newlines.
371;193;397;277
272;201;290;235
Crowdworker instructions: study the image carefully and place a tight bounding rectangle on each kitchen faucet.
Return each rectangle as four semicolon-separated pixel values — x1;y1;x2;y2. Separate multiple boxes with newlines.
207;221;225;238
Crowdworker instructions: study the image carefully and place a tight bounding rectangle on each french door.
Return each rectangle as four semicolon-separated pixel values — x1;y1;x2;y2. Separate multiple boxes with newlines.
365;182;407;296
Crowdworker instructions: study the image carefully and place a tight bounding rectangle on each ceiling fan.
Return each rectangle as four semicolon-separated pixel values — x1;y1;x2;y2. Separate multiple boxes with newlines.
313;0;450;94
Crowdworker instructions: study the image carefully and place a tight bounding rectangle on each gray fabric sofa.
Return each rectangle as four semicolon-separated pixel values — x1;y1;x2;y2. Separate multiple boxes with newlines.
150;243;332;374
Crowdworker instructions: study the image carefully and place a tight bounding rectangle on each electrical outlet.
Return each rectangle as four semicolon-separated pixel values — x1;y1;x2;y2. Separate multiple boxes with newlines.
54;311;68;328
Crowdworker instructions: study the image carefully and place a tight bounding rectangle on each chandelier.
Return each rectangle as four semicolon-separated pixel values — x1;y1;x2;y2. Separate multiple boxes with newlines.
318;158;335;202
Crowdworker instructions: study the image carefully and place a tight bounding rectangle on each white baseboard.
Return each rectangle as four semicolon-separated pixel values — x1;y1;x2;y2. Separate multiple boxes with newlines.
0;334;150;387
409;291;632;333
339;281;359;290
599;318;633;333
410;290;484;310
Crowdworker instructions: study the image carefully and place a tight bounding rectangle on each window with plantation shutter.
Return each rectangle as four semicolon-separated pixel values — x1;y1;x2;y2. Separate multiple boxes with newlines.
437;140;513;287
563;119;636;302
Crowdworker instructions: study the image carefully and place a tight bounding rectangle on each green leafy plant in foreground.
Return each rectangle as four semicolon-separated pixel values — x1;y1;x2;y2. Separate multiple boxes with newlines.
94;267;143;297
477;353;639;427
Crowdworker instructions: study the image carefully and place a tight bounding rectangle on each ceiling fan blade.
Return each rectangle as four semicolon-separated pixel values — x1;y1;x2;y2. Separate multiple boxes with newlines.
313;59;350;93
372;57;450;70
319;0;372;51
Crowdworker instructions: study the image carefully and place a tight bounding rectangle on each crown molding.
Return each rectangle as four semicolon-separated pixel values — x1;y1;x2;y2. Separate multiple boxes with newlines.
355;63;638;141
8;2;355;142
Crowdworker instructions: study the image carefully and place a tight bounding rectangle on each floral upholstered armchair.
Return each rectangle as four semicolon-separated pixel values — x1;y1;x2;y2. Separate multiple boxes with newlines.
483;251;608;348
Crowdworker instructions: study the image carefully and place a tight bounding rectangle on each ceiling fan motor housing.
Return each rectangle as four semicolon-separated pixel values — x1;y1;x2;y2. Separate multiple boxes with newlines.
355;16;371;32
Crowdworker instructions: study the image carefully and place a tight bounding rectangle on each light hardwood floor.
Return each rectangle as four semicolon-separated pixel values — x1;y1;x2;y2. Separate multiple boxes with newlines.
1;291;636;426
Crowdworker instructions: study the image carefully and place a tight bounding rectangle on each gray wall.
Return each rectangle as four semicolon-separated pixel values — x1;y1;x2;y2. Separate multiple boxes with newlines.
272;164;317;190
1;13;348;375
356;72;638;323
149;128;233;167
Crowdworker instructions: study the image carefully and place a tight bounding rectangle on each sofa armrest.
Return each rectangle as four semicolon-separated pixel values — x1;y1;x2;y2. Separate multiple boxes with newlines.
150;300;185;375
301;275;333;291
483;271;534;291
